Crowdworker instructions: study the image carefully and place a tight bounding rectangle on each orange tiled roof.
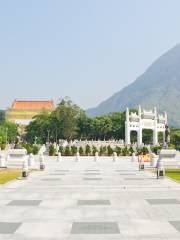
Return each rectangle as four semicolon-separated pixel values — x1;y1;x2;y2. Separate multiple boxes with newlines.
11;100;54;110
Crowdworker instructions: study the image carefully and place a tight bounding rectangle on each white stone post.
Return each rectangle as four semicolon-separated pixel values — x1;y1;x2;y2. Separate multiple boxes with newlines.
6;154;10;166
157;158;165;179
139;159;145;171
39;154;45;170
150;153;157;167
94;152;99;162
113;152;117;162
0;154;7;168
57;152;62;162
28;153;35;167
22;159;29;178
75;152;80;162
131;152;136;162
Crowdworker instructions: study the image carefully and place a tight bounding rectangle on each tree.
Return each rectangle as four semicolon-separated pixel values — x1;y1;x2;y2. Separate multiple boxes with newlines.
76;114;90;139
95;116;112;139
25;110;51;144
170;128;180;149
0;121;17;143
50;98;85;140
25;98;85;143
109;112;126;139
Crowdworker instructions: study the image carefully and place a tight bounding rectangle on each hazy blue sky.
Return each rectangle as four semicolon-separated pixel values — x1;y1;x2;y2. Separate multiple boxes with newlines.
0;0;180;110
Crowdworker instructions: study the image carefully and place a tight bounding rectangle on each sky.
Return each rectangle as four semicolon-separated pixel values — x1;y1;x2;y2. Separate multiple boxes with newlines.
0;0;180;110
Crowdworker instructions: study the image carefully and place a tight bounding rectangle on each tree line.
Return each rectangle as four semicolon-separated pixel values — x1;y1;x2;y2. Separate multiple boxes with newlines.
1;98;180;150
25;98;126;143
24;98;170;146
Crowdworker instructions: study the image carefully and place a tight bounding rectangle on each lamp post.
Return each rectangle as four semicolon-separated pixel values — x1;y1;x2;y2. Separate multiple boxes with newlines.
55;128;58;144
34;136;37;145
47;130;50;144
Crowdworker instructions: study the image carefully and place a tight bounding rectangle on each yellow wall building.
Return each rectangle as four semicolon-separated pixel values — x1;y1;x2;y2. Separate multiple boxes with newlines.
6;100;54;126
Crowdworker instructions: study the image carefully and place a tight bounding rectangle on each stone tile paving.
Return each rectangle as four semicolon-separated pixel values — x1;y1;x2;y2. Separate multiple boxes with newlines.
77;200;111;206
0;156;180;239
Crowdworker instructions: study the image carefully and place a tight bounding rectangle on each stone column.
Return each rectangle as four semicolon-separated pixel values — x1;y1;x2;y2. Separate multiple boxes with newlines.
153;107;158;146
138;105;141;118
163;131;166;145
137;106;142;145
164;111;168;125
125;127;131;145
137;128;142;145
125;108;131;145
153;129;158;145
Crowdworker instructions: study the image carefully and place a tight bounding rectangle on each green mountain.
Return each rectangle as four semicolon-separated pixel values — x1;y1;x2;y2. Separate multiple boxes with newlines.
87;43;180;127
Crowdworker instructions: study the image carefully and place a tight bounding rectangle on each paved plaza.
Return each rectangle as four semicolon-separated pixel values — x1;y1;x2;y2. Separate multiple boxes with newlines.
1;156;180;239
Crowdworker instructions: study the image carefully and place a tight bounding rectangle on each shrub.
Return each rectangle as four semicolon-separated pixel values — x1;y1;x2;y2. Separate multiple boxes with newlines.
121;146;129;156
14;143;21;149
71;146;78;155
85;145;91;156
92;145;98;155
0;143;6;150
151;146;162;154
59;146;64;155
137;147;149;155
65;146;71;156
22;143;33;154
79;146;84;156
33;145;39;155
99;146;107;156
103;146;107;155
115;146;121;156
49;144;55;156
107;145;113;156
142;147;149;154
129;147;134;155
137;148;142;155
168;143;175;149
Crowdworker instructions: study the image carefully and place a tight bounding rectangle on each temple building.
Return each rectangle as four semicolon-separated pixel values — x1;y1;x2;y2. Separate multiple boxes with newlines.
6;100;54;126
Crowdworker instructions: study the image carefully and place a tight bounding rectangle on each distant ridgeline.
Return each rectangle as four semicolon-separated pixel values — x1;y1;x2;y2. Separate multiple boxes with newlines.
86;43;180;127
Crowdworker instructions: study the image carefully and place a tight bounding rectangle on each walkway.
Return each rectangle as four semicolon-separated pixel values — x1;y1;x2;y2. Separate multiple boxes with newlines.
0;156;180;239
